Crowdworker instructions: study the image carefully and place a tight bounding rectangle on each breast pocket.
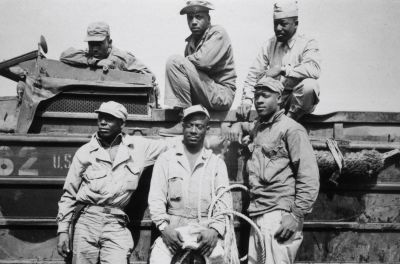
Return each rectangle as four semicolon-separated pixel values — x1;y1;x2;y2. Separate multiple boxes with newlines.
83;169;108;193
247;146;273;184
262;143;288;160
260;142;289;182
167;176;184;208
124;165;140;191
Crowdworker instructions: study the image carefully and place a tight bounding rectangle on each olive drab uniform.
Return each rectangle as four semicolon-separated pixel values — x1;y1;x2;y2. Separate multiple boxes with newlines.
243;110;320;264
164;25;237;111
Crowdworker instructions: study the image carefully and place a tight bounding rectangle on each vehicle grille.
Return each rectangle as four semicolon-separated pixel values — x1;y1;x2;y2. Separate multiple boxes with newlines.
37;93;149;115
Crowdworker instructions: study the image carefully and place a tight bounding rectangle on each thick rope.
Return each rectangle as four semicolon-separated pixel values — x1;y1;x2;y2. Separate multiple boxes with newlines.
212;210;266;264
208;184;266;264
207;184;248;219
315;149;386;178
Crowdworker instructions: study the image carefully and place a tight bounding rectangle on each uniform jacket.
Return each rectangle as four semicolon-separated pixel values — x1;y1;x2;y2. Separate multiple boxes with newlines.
56;134;179;234
185;25;237;91
148;142;232;236
242;33;321;102
242;110;320;218
60;46;154;76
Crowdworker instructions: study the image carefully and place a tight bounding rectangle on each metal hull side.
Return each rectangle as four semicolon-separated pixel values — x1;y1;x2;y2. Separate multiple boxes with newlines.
0;111;400;263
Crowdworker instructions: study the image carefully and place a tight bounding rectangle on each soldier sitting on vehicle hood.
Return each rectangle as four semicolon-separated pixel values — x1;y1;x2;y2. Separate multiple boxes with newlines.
60;21;154;75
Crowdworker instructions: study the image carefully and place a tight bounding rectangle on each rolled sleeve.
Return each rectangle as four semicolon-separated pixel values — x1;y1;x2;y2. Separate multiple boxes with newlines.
285;38;321;79
286;128;320;218
56;153;85;234
148;155;170;227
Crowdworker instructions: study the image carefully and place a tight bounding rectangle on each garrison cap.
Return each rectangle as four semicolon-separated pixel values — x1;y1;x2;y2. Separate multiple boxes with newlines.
182;105;210;121
180;0;214;15
255;76;284;95
85;21;110;42
273;0;298;19
95;101;128;121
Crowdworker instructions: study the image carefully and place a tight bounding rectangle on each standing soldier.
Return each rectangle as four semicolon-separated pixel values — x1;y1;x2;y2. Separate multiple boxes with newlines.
164;1;237;111
237;0;321;121
228;77;320;264
56;101;178;264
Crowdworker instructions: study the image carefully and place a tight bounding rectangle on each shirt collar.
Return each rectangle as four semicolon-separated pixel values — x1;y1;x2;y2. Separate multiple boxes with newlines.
286;32;298;48
277;32;298;49
89;132;125;151
257;109;285;127
185;25;211;45
175;140;211;161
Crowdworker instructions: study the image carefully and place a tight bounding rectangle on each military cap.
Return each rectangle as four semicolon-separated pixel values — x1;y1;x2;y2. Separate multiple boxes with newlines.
95;101;128;121
85;21;110;42
180;0;214;15
273;0;298;19
255;76;284;95
182;104;210;120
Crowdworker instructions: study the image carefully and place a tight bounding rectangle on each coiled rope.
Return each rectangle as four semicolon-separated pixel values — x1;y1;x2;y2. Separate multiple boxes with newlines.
207;184;266;264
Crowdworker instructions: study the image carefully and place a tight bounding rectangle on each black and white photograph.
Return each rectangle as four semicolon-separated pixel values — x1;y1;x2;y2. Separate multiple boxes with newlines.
0;0;399;263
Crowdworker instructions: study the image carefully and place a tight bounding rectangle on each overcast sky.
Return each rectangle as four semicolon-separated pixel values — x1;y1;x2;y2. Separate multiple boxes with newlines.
1;0;400;114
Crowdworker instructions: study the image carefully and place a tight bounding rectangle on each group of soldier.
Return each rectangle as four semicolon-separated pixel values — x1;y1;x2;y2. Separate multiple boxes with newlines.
56;0;321;263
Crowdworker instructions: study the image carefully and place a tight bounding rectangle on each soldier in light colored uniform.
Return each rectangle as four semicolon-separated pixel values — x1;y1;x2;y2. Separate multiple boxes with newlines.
148;105;232;263
237;0;321;121
164;1;237;111
56;101;179;264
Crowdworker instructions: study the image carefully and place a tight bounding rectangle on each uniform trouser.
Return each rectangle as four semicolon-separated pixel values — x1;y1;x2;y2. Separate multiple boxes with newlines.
248;210;303;264
72;207;133;264
281;78;320;119
148;237;176;264
164;55;234;111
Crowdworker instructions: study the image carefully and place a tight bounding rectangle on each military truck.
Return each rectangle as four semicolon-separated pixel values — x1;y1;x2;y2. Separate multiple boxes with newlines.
0;37;399;263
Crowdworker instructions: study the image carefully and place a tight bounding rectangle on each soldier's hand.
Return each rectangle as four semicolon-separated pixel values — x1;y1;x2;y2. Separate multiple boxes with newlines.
225;122;243;144
57;232;70;258
265;65;284;78
236;99;252;120
9;66;27;80
87;57;99;66
16;82;25;103
161;226;183;254
205;135;225;150
97;59;115;72
197;228;219;257
274;213;300;243
153;83;160;106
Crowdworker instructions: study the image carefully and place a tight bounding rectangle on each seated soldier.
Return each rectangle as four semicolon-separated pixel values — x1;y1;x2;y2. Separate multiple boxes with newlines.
237;0;321;121
164;1;237;111
148;105;233;264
